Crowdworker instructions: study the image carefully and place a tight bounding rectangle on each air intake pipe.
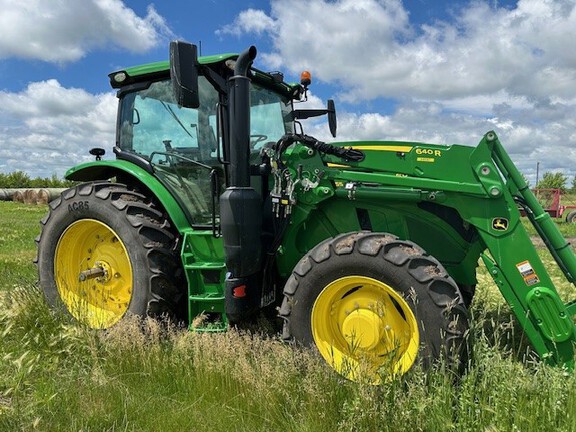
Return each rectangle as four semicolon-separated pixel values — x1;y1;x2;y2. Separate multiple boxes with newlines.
220;46;263;322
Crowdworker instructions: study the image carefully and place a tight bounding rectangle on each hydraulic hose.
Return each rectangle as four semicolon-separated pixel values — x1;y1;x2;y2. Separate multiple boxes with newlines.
275;133;365;162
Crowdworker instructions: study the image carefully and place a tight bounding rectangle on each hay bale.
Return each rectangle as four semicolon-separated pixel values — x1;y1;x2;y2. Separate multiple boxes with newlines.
12;190;24;203
36;188;65;204
36;189;49;205
0;188;29;201
23;189;38;204
4;188;66;204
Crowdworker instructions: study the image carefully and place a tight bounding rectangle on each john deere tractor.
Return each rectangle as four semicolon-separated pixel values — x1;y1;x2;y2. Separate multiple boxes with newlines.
37;41;576;382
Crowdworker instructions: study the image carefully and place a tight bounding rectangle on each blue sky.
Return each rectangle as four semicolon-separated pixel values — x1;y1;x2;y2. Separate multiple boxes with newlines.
0;0;575;185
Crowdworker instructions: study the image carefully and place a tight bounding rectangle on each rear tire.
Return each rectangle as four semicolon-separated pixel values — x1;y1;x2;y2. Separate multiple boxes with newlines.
279;231;469;383
36;182;185;329
458;284;476;309
566;210;576;224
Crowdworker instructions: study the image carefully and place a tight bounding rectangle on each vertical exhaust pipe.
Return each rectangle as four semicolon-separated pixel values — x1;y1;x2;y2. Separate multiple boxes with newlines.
227;45;256;188
220;46;263;322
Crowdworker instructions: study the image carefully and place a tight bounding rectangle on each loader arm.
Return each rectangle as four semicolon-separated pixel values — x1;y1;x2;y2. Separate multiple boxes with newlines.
473;131;576;367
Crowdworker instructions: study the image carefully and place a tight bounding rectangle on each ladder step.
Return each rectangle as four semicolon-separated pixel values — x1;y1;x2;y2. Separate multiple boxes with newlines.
189;295;224;302
185;262;226;270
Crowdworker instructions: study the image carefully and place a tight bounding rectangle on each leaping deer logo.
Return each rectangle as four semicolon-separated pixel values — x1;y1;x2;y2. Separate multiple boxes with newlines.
492;218;509;231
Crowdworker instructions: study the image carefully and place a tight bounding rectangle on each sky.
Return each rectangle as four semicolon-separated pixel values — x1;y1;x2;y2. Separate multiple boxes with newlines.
1;0;575;186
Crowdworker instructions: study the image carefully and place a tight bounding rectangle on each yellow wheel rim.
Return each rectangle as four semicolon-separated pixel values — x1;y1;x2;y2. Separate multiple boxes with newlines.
311;275;419;383
54;219;133;329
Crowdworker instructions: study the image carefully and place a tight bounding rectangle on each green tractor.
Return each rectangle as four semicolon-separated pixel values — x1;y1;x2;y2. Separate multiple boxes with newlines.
36;41;576;383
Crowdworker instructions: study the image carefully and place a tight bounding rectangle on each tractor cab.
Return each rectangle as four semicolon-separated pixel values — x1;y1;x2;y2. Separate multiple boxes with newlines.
109;55;298;228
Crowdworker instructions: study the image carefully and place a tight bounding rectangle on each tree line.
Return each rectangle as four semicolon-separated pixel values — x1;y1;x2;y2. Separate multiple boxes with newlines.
0;171;76;189
536;172;576;194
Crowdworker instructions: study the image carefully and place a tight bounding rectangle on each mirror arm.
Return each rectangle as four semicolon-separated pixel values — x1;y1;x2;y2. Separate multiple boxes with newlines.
292;109;329;119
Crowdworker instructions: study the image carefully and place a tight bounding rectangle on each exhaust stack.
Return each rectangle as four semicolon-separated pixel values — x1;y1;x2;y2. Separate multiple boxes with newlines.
220;46;263;322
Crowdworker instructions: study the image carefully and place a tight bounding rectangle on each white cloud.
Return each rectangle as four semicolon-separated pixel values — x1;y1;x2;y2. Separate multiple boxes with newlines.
0;0;173;63
219;0;576;182
218;0;576;104
216;8;278;37
0;80;116;178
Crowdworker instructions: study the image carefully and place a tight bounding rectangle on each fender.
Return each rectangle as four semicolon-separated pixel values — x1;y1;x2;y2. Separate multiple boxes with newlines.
65;160;190;232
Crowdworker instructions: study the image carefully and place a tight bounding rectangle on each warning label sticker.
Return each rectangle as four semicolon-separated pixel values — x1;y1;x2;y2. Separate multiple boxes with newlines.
516;260;540;286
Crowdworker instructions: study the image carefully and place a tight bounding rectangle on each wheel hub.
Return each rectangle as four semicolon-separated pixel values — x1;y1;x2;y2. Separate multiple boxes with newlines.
342;309;383;351
78;260;112;283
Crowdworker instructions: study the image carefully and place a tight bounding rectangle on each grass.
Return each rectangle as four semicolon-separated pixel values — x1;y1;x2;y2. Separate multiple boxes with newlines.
521;217;576;238
3;287;576;432
1;200;576;431
0;202;44;289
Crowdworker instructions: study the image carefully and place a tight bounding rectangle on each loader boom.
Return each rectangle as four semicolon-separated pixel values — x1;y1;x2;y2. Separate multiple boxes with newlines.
483;132;576;366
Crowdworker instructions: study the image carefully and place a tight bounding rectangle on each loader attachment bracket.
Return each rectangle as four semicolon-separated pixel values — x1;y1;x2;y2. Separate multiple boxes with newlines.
526;287;574;343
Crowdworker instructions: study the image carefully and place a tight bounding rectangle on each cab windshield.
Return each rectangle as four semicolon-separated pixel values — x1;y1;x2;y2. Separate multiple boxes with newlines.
117;76;293;225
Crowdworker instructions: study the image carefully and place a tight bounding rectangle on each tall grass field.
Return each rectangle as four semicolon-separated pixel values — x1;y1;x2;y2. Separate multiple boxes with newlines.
1;200;576;431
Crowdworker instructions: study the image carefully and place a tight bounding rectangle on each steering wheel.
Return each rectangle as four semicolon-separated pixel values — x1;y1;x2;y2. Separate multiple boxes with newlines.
250;134;268;150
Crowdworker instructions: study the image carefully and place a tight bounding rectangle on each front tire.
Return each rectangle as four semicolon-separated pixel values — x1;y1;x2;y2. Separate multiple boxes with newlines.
566;210;576;224
279;232;469;383
36;182;185;329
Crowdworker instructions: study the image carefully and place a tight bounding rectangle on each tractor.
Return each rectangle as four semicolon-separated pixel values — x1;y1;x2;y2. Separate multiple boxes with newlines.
36;41;576;383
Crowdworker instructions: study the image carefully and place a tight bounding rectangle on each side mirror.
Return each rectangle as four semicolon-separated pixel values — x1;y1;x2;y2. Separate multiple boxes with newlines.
327;99;337;138
169;41;200;108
